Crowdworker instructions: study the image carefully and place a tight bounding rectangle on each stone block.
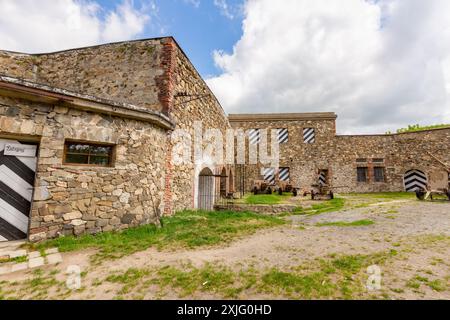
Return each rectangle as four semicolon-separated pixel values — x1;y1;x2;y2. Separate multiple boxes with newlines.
63;211;83;221
28;257;45;269
46;253;63;265
8;249;27;259
28;251;41;259
11;263;28;273
45;248;59;255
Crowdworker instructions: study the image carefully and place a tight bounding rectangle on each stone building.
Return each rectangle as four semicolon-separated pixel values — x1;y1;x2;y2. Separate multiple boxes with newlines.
0;37;231;242
0;37;449;243
229;113;450;194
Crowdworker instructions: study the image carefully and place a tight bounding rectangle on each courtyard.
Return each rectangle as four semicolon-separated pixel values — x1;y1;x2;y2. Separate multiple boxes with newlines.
0;193;449;300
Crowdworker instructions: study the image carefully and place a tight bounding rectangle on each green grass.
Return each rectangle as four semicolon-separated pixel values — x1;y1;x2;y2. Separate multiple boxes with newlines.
294;198;345;215
316;220;375;227
245;193;292;205
0;255;28;264
394;123;450;134
342;192;415;200
33;210;285;261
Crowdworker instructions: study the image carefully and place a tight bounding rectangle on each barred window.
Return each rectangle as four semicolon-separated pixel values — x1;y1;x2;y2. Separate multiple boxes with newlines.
357;167;368;182
64;142;114;167
374;167;385;182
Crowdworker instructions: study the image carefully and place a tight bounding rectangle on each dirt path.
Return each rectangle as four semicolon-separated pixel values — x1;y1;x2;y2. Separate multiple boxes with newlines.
1;199;449;300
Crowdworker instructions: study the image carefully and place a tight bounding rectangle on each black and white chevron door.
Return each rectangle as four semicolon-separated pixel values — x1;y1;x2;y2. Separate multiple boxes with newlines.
264;168;275;184
277;129;289;144
279;167;290;182
404;169;427;192
0;140;37;242
303;128;315;144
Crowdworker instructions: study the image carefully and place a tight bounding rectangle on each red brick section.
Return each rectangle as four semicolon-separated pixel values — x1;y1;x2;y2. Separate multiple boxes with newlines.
156;38;177;115
156;38;178;215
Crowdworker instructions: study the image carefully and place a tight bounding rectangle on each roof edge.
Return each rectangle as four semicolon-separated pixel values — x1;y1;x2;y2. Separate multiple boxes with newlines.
0;75;175;130
228;112;338;122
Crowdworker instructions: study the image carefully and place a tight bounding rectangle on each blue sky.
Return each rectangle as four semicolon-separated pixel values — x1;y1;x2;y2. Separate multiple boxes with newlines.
98;0;244;77
0;0;449;133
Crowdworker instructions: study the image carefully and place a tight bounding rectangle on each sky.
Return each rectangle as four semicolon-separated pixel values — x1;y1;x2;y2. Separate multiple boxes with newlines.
0;0;449;134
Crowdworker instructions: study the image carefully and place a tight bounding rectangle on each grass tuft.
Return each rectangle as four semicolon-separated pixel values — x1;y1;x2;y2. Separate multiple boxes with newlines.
33;210;285;262
316;220;374;227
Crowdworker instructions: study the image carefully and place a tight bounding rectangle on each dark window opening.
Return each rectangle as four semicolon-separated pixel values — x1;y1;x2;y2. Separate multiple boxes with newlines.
64;142;114;167
357;167;368;182
373;158;384;163
374;167;385;182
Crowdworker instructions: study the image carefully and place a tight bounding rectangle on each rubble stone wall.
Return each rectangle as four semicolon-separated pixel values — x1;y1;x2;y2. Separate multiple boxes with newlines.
230;116;450;193
0;39;166;113
0;95;168;242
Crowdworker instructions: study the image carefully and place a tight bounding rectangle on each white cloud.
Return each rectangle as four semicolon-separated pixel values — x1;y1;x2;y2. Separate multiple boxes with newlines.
214;0;234;20
0;0;154;53
183;0;200;8
207;0;450;134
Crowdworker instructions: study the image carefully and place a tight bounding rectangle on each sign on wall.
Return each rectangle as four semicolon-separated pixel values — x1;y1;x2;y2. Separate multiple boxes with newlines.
4;143;37;158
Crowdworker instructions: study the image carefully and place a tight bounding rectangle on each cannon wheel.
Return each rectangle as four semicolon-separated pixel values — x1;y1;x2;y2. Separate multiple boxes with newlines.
278;188;283;196
311;190;315;200
293;189;298;197
253;186;259;195
266;187;272;195
415;190;425;200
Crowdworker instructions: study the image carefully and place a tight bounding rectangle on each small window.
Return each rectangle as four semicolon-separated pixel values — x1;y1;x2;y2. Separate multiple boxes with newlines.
303;128;315;144
64;142;114;167
248;129;261;145
277;128;289;144
373;158;384;163
357;167;368;182
356;158;367;163
374;167;385;182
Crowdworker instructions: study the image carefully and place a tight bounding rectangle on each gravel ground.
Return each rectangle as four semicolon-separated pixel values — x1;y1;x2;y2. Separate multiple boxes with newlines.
1;198;449;300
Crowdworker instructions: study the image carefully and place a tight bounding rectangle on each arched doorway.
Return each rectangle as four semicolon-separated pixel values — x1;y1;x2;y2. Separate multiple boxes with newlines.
198;168;214;210
404;169;427;192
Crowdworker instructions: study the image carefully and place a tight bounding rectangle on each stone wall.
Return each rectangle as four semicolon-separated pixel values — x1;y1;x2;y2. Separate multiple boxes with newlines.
333;130;450;192
0;39;167;113
0;95;167;241
166;41;232;212
229;114;450;193
229;114;337;192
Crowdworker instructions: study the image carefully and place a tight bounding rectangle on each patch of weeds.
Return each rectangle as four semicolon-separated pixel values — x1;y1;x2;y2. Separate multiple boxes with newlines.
260;269;335;299
34;210;285;262
154;264;236;298
296;198;345;216
316;220;374;227
428;279;446;292
245;193;292;205
390;288;404;293
0;255;28;264
106;268;151;295
406;278;421;289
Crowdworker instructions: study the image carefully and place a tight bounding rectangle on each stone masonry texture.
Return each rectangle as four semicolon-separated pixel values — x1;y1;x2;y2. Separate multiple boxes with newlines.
0;37;449;242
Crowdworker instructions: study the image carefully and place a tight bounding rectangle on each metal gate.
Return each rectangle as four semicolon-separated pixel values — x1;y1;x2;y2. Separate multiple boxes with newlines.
0;140;37;242
198;168;214;211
